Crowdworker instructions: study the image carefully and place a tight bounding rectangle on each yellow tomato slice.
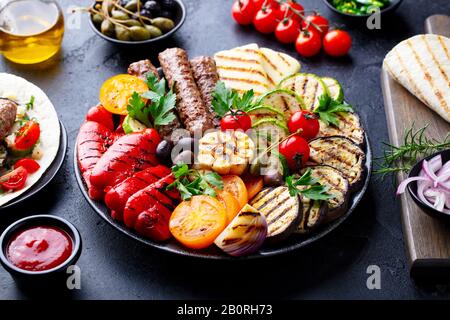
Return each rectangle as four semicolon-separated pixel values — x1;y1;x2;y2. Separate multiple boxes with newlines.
99;74;148;115
216;189;240;223
222;175;248;210
169;195;227;250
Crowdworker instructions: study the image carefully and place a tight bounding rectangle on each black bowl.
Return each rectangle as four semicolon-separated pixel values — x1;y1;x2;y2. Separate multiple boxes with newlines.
89;0;186;45
407;149;450;221
323;0;403;18
0;215;82;287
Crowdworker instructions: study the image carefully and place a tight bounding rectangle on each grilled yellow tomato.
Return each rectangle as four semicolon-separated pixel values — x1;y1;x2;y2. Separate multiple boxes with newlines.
99;74;148;115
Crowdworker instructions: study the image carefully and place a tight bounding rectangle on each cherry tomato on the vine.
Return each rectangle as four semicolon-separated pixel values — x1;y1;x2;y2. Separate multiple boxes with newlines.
275;18;300;44
220;111;252;132
323;29;352;57
295;29;322;57
231;0;255;25
253;6;278;34
278;135;310;171
301;14;329;37
288;110;320;140
279;1;304;22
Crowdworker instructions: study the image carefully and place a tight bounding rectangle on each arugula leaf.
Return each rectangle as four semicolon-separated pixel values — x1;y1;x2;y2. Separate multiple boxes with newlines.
26;95;35;110
315;94;353;126
167;165;224;200
286;169;335;201
127;92;152;127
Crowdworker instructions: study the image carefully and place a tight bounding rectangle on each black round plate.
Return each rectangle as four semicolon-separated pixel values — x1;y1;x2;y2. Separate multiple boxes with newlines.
0;121;67;211
74;128;372;259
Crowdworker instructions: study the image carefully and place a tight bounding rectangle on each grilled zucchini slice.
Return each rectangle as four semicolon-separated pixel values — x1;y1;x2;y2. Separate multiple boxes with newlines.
322;77;344;103
318;112;365;146
296;199;328;234
250;186;302;242
278;73;329;112
255;89;305;120
300;165;350;223
308;137;366;190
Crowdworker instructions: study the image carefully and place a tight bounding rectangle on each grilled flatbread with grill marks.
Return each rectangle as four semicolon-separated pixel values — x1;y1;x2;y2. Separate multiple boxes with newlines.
383;34;450;123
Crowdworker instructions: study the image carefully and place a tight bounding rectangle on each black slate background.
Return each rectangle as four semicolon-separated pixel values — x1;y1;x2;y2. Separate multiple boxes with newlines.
1;0;450;299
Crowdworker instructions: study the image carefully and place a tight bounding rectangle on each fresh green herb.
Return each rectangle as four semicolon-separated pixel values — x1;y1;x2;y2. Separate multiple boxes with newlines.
127;73;176;128
286;169;335;201
25;95;35;110
211;81;262;117
374;125;450;178
332;0;390;15
315;94;353;127
167;164;224;200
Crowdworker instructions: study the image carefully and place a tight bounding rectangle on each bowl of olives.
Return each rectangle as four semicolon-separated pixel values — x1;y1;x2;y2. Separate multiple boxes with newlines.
89;0;186;44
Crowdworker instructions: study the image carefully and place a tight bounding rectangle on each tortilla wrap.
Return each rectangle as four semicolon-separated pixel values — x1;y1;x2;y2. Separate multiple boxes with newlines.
0;73;60;207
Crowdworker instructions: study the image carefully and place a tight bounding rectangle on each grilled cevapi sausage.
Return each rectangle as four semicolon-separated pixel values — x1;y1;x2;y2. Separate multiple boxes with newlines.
158;48;215;134
190;56;220;127
0;98;17;140
128;60;183;142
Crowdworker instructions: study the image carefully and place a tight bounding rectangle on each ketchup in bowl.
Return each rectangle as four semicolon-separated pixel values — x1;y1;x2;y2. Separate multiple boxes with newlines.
7;226;73;272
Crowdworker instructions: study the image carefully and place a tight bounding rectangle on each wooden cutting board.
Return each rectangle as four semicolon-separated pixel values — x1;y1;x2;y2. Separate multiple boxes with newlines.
381;15;450;280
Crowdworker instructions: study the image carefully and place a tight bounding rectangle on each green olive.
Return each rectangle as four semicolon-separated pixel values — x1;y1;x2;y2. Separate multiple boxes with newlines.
122;19;142;27
92;13;104;26
129;26;151;41
115;25;131;41
145;25;162;38
151;17;175;33
111;10;129;20
100;19;115;38
124;0;139;12
101;0;114;15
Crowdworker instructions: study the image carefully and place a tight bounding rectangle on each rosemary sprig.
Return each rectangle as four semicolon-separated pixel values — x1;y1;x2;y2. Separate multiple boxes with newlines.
374;125;450;178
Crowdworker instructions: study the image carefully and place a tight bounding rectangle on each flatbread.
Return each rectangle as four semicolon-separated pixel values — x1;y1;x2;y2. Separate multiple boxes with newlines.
383;34;450;123
0;73;60;207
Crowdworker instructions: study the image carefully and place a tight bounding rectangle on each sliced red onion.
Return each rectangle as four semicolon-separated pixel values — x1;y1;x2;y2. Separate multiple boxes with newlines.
396;176;430;195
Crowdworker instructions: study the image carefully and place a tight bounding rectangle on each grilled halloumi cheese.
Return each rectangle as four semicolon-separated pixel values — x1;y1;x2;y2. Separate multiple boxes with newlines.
196;130;255;175
383;34;450;123
300;165;350;223
260;47;301;86
318;112;365;146
308;136;365;189
214;43;272;96
250;186;302;242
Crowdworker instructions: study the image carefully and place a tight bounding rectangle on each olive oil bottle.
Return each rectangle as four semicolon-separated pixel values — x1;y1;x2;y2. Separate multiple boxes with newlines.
0;0;64;64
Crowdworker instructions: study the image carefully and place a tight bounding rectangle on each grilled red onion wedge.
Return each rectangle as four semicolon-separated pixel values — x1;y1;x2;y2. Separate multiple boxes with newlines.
214;204;267;257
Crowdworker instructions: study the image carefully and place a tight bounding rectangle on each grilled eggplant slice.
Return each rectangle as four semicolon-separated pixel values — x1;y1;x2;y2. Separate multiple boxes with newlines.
300;165;350;223
296;199;328;234
308;136;366;190
250;186;302;242
318;112;365;146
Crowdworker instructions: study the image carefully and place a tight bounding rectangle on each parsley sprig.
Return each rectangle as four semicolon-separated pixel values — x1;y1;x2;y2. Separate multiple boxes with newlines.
315;94;353;127
286;168;335;201
211;81;262;117
167;164;224;200
127;73;176;128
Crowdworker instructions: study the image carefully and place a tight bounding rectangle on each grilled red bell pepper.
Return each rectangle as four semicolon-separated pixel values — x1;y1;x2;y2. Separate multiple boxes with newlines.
134;202;173;241
123;173;179;231
86;105;114;131
104;165;171;222
90;128;161;191
77;121;115;200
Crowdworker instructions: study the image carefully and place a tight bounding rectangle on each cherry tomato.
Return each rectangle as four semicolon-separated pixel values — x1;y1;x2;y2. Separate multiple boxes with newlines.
14;120;40;151
295;29;322;57
278;135;310;170
288;110;320;140
231;0;255;25
252;0;279;11
275;18;300;44
252;0;265;10
0;166;28;191
220;111;252;131
301;14;329;37
253;6;278;34
323;30;352;57
86;105;114;131
14;158;40;174
279;1;304;22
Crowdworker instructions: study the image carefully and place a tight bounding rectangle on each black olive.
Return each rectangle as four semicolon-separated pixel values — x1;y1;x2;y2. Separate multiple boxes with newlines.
156;140;173;164
176;137;196;153
173;150;194;165
158;10;172;18
139;9;152;19
144;0;161;14
120;0;130;6
160;0;175;10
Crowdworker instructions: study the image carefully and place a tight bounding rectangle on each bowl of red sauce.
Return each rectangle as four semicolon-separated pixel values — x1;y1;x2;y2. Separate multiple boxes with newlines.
0;215;81;285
